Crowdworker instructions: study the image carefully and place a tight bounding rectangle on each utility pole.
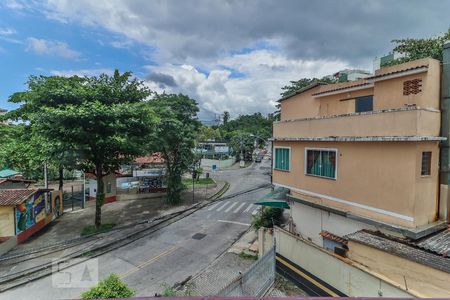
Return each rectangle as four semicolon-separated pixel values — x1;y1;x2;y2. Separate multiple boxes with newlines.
44;161;48;188
82;171;86;209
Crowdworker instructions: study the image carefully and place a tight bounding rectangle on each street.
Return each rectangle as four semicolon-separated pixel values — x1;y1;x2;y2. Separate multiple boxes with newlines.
1;159;271;300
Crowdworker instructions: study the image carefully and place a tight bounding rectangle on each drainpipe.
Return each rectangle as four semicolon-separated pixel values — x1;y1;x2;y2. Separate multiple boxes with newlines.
439;41;450;221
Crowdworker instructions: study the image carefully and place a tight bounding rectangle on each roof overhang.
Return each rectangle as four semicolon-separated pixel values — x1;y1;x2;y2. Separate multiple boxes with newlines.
271;136;446;142
313;83;374;98
371;66;428;82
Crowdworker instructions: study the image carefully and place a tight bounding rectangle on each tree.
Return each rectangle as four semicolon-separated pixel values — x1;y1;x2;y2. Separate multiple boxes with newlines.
280;77;337;98
11;71;156;227
385;28;450;66
81;273;135;299
222;111;230;124
197;126;222;142
148;93;200;205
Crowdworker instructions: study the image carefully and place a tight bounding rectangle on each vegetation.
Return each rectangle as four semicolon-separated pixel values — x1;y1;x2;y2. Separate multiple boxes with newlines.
251;207;284;229
81;273;135;299
7;71;157;228
182;177;215;187
385;28;450;66
148;93;201;205
80;223;116;236
238;251;258;261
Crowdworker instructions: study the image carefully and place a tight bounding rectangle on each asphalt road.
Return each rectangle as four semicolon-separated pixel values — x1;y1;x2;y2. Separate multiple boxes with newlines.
2;159;271;300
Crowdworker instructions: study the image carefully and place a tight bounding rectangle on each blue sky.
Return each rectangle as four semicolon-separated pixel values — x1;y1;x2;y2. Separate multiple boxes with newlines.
1;1;449;118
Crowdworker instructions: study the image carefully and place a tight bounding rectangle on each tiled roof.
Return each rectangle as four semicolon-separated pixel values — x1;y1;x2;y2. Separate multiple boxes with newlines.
347;230;450;274
414;229;450;257
134;153;165;164
278;82;326;102
312;79;372;96
0;189;37;206
367;64;428;80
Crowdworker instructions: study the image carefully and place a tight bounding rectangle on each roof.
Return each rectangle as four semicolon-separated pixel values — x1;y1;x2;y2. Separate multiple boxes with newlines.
271;136;446;142
0;189;37;206
320;231;348;245
0;178;37;185
414;229;450;257
347;230;450;274
134;153;165;164
312;79;372;96
278;82;326;102
0;169;20;178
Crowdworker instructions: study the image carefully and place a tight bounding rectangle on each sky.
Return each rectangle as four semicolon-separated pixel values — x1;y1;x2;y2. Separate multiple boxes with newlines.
1;0;450;122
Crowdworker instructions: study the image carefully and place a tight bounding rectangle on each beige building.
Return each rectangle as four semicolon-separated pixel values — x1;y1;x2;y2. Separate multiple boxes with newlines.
270;51;450;296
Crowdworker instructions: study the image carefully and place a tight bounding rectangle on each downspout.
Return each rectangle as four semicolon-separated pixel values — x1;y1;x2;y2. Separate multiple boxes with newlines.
439;41;450;221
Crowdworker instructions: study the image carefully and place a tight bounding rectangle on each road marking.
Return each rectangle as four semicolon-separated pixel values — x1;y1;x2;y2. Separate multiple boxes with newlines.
234;202;246;213
120;245;180;279
216;201;229;211
217;220;250;226
244;203;254;213
252;206;260;215
225;202;237;212
208;202;220;211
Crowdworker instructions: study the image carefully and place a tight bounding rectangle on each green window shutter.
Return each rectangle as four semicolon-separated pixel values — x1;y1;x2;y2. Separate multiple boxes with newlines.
275;148;290;171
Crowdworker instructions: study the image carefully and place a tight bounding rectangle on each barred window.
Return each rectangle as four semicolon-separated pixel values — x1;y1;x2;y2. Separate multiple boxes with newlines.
421;152;431;176
274;148;290;171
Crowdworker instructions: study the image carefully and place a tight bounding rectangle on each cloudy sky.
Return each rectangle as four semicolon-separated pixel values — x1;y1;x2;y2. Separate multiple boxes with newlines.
1;0;450;121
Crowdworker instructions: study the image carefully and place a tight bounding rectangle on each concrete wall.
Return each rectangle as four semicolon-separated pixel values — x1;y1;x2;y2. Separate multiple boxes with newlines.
280;86;322;121
289;201;376;246
273;227;414;297
87;173;117;202
273;141;440;228
201;157;236;170
348;240;450;297
274;108;440;138
0;206;15;237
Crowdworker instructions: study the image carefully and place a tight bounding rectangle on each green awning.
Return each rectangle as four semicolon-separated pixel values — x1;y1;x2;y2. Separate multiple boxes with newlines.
254;187;290;209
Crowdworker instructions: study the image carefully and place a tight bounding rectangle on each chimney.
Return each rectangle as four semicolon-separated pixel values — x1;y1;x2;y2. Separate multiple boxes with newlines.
439;41;450;221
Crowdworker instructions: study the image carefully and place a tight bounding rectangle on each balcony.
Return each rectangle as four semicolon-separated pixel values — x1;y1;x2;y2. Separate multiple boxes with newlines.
273;107;440;140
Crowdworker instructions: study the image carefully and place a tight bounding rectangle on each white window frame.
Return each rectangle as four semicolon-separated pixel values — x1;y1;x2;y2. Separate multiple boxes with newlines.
273;146;291;172
304;147;338;180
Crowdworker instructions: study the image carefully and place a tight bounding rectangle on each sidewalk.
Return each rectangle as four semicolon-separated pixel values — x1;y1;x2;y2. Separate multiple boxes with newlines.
184;228;306;297
6;180;227;255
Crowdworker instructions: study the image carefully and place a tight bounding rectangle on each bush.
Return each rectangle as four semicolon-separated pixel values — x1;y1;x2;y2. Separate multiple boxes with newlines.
81;273;135;299
251;207;283;229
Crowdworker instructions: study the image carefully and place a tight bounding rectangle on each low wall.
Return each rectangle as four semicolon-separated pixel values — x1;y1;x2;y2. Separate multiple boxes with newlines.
261;227;414;297
201;157;236;170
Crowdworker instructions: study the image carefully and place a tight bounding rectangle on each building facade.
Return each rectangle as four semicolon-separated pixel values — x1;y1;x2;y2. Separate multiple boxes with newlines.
273;57;445;244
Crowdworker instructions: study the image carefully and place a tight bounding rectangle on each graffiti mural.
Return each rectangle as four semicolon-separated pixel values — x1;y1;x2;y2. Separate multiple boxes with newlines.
15;191;63;236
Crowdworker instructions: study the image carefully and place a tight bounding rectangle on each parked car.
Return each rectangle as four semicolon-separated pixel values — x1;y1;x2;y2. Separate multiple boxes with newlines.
255;155;263;163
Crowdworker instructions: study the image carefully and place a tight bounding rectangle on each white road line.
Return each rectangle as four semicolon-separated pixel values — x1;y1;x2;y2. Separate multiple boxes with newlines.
244;203;254;213
225;202;238;212
234;202;246;213
217;220;250;226
216;201;229;212
252;206;261;215
208;202;220;211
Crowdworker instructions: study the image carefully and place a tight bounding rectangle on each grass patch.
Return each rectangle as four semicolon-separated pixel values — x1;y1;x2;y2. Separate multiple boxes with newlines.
182;177;215;187
239;251;258;261
81;223;116;236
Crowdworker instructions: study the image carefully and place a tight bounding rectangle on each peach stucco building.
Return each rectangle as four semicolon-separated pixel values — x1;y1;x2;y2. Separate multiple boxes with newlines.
273;58;447;243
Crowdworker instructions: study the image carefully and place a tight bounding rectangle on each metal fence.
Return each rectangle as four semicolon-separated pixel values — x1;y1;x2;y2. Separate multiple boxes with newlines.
217;246;275;297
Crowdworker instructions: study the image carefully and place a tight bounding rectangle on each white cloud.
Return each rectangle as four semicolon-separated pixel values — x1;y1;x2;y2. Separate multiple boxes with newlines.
26;37;81;59
145;50;349;117
0;28;16;35
50;68;114;77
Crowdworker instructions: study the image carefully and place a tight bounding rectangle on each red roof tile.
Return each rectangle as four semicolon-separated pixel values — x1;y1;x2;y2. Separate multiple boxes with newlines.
134;153;165;164
0;189;37;206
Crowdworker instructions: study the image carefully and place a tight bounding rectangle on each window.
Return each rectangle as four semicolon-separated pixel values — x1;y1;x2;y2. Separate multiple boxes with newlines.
355;95;373;113
274;148;290;171
106;182;112;193
305;148;337;179
421;151;432;176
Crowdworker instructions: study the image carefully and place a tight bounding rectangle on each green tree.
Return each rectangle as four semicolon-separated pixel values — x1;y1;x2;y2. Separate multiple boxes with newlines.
10;71;156;227
81;273;135;299
386;28;450;66
197;125;222;142
222;111;230;124
148;93;201;205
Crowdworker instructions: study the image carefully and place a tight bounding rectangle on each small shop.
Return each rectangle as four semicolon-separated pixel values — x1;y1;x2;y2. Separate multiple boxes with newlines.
0;189;63;243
